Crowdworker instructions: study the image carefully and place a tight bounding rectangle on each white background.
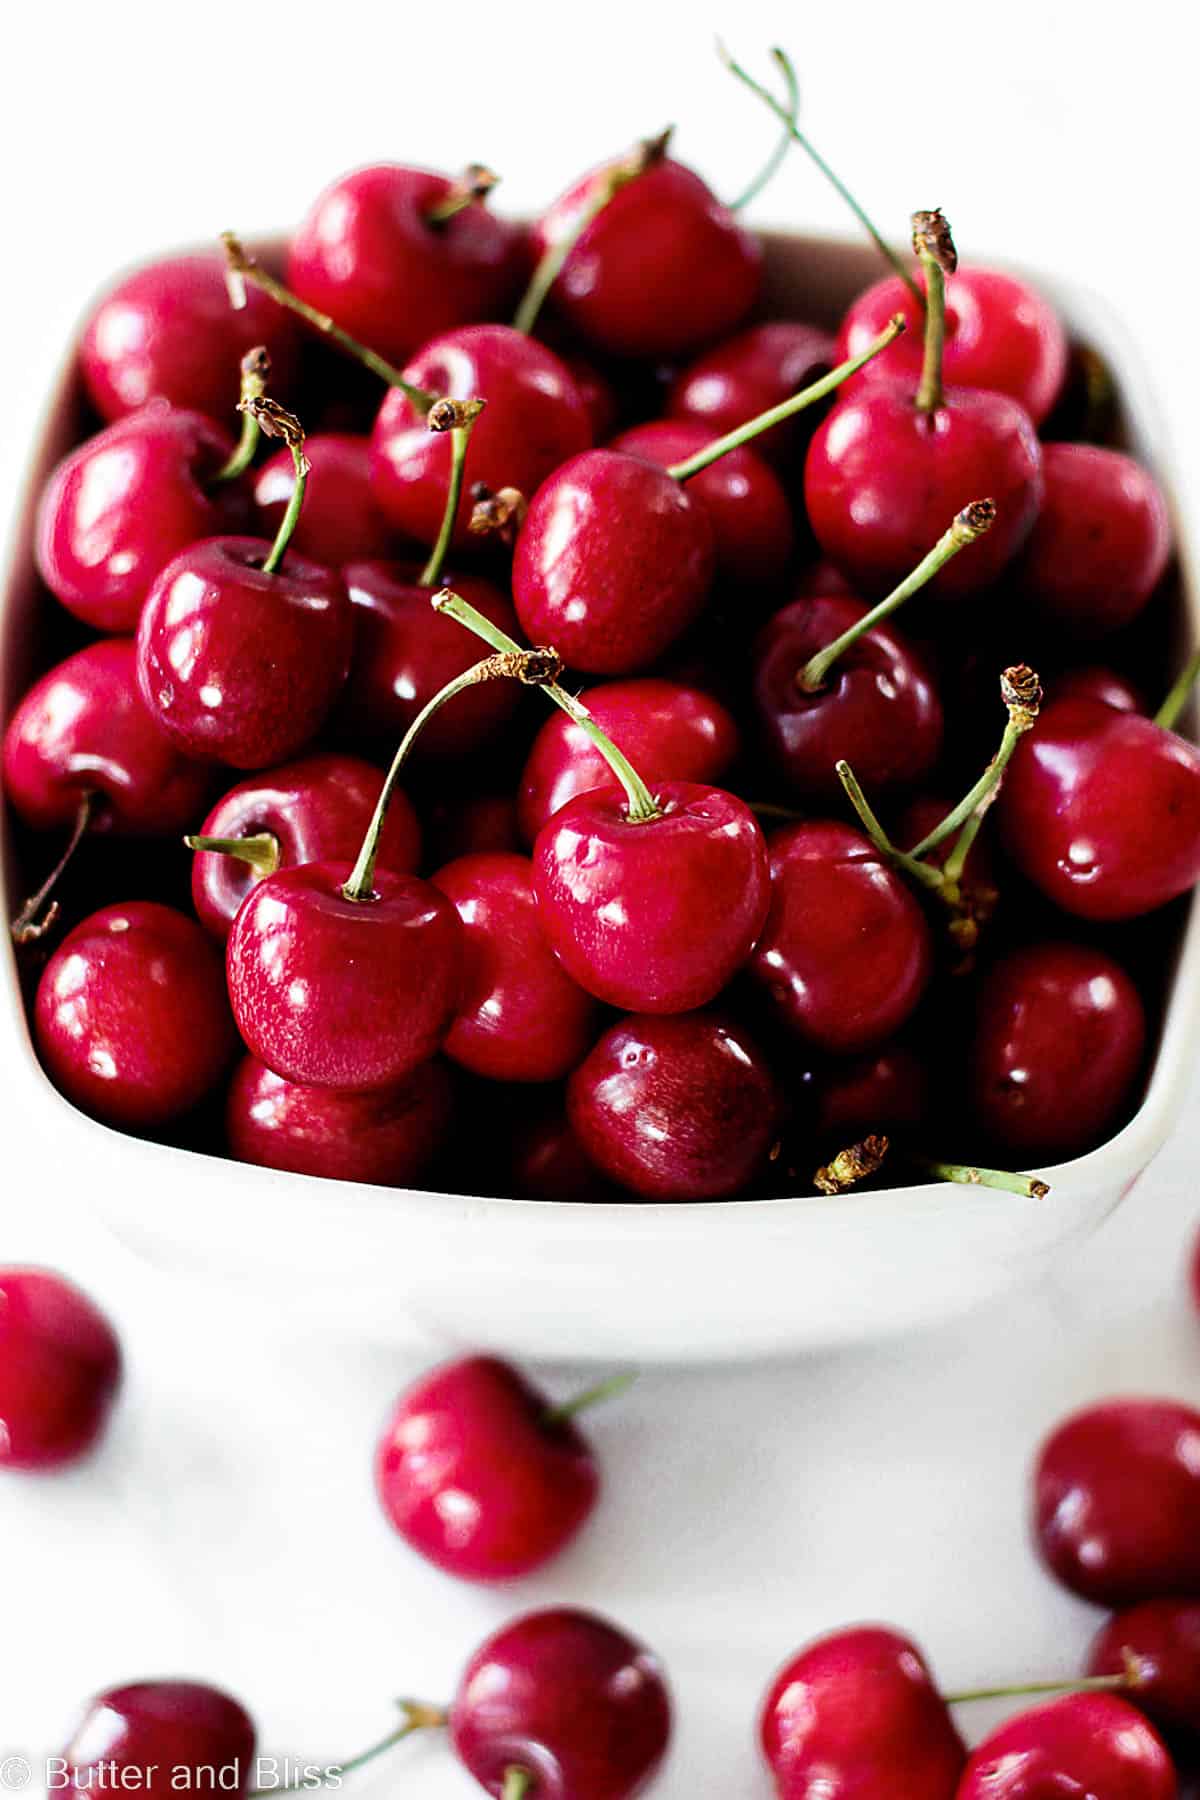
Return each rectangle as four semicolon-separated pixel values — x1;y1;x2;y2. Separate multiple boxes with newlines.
2;1;1200;1792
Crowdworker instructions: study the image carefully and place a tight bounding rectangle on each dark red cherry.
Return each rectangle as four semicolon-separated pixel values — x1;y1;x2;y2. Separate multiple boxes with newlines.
517;677;739;845
3;639;210;836
226;1054;452;1185
375;1356;599;1581
1052;665;1144;714
898;793;999;916
253;432;397;567
136;537;352;769
426;787;522;866
968;942;1145;1161
812;1044;931;1144
1088;1599;1200;1744
533;780;769;1013
190;752;421;939
999;699;1200;920
793;558;858;600
80;253;299;423
1035;1398;1200;1606
609;419;794;586
759;1625;966;1800
61;1680;256;1798
0;1269;121;1472
748;821;932;1055
561;352;620;442
36;902;235;1129
508;1107;618;1203
431;853;598;1083
288;165;525;365
752;594;943;798
370;325;591;548
568;1011;783;1200
450;1606;671;1799
225;861;460;1090
668;321;835;463
513;450;715;675
956;1694;1174;1800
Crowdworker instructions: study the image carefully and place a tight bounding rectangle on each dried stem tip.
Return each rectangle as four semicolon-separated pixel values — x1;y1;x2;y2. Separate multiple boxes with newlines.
469;484;528;538
954;498;997;542
427;396;486;433
240;345;271;384
632;125;675;173
912;208;958;273
1001;663;1044;724
458;163;500;202
241;392;306;457
814;1135;890;1196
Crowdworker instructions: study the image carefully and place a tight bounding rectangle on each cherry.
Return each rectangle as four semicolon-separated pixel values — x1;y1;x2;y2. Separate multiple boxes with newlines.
449;1606;671;1799
560;352;620;441
897;793;999;934
226;1054;453;1185
431;852;598;1083
60;1680;256;1797
508;1107;618;1203
1088;1600;1200;1745
956;1694;1175;1799
968;942;1146;1161
667;321;836;464
812;1044;931;1144
568;1010;783;1200
36;902;235;1129
0;1268;121;1472
1034;1398;1200;1606
1051;666;1144;713
288;164;526;366
80;253;300;424
426;787;522;866
375;1356;601;1581
253;431;397;567
759;1624;966;1800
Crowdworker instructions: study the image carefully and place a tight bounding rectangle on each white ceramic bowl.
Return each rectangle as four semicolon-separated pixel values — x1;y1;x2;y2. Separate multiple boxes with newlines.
2;234;1195;1364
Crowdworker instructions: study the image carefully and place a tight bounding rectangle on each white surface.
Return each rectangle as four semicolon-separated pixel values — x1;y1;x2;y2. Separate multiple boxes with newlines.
2;0;1200;1790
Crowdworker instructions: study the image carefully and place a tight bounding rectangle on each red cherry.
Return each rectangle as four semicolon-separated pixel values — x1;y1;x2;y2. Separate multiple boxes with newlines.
226;1054;452;1185
225;861;460;1091
568;1011;783;1200
80;253;299;423
61;1681;256;1798
190;752;421;939
748;821;932;1055
0;1269;121;1472
793;558;858;600
533;780;768;1013
136;538;352;769
508;1107;618;1203
426;787;522;866
668;321;836;463
253;432;397;567
1035;1398;1200;1606
897;793;999;918
1088;1599;1200;1745
812;1044;931;1144
36;902;235;1129
956;1694;1174;1800
1051;665;1144;714
375;1356;599;1581
968;942;1145;1161
759;1625;966;1800
560;352;620;441
450;1606;671;1799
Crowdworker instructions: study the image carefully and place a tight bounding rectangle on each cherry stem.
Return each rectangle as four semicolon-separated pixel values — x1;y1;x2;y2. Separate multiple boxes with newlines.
183;831;281;877
729;46;800;211
944;1658;1143;1707
433;588;663;824
425;164;500;227
513;127;673;337
238;396;310;575
912;209;957;414
9;789;96;945
668;315;906;483
908;666;1043;860
814;1135;890;1196
248;1702;447;1796
914;1157;1051;1200
798;499;996;694
1155;647;1200;733
502;1770;533;1800
213;346;272;483
545;1370;637;1425
718;43;923;305
835;763;945;891
418;399;486;589
220;233;437;416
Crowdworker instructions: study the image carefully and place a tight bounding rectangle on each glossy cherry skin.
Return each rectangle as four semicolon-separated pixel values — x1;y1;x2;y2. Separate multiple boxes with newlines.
999;699;1200;921
531;155;761;358
0;1269;121;1472
609;420;794;586
432;853;598;1083
225;860;460;1091
450;1606;671;1800
253;432;397;567
36;903;235;1130
568;1011;783;1200
968;942;1145;1162
288;165;525;365
518;678;739;845
836;266;1069;426
3;639;210;836
956;1694;1175;1800
748;822;933;1055
1016;443;1172;638
341;563;521;756
191;753;421;939
80;253;300;423
36;406;248;632
370;325;591;548
226;1054;452;1185
668;321;836;464
805;384;1044;600
760;1625;966;1800
136;537;352;769
533;780;769;1013
752;595;943;798
812;1045;931;1145
1035;1398;1200;1606
375;1356;599;1581
1052;666;1144;714
509;1107;618;1203
1088;1600;1200;1744
61;1681;256;1797
513;450;715;675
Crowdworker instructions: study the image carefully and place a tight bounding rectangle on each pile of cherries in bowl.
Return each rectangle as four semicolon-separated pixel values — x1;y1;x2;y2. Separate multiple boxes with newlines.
2;51;1190;1210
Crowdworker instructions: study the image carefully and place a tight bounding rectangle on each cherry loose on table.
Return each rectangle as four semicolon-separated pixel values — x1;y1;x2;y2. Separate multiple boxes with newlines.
60;1681;256;1798
253;432;397;567
0;1268;122;1472
667;321;836;463
226;1055;453;1186
955;1694;1175;1800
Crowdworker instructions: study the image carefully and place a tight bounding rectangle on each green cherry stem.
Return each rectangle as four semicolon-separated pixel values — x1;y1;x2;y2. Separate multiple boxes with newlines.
912;208;957;414
908;665;1043;860
502;1770;533;1800
729;46;800;212
943;1661;1142;1708
426;163;500;227
914;1157;1050;1200
241;397;310;577
418;398;486;589
248;1702;448;1796
667;314;907;483
835;763;944;891
1155;647;1200;733
545;1371;637;1426
10;789;97;945
182;832;281;877
213;346;272;483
